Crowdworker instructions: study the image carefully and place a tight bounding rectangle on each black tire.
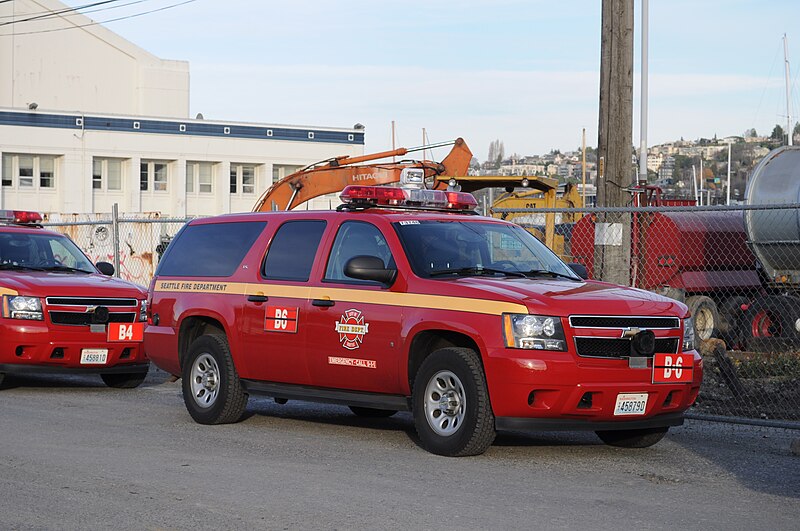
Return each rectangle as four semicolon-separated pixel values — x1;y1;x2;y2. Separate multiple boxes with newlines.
412;347;495;456
686;295;719;341
595;427;668;448
348;406;397;418
0;372;5;389
181;334;247;425
101;368;148;389
743;296;800;351
717;296;749;349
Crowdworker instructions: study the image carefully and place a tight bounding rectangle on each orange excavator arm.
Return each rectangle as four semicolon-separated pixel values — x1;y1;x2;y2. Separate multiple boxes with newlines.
253;138;473;212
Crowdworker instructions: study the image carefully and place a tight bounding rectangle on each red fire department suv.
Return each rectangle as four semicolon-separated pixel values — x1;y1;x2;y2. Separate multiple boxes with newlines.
145;186;701;456
0;210;149;388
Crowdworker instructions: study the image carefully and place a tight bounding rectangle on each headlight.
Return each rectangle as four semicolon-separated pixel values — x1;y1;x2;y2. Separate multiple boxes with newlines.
139;300;148;322
2;295;43;320
503;314;566;351
682;317;695;352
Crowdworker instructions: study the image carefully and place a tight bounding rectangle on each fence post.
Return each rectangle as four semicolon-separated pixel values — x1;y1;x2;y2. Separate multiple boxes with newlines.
112;203;121;278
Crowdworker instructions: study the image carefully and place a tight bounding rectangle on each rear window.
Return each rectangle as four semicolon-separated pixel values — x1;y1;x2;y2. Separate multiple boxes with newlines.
263;220;326;281
157;221;266;277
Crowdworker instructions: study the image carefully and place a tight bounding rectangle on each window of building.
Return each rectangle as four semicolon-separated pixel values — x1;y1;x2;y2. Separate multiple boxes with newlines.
140;160;169;192
187;162;214;194
93;158;123;191
1;155;11;187
272;164;303;184
230;163;257;195
1;154;56;189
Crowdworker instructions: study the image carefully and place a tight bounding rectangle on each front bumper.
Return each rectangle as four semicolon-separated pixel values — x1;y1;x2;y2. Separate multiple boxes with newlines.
484;347;702;423
496;411;685;432
0;320;147;371
0;362;149;376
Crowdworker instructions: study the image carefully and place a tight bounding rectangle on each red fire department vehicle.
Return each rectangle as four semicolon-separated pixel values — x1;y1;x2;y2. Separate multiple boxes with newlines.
0;210;149;388
144;186;701;456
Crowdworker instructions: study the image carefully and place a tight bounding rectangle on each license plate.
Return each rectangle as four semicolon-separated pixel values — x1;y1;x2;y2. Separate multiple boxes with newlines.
614;392;648;416
80;349;108;365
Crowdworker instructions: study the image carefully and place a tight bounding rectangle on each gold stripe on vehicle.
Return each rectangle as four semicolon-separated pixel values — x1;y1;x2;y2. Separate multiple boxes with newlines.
0;287;19;296
154;280;527;316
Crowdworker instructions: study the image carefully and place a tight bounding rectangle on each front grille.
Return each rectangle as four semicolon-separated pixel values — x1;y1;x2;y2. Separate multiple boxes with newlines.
46;297;138;307
49;311;136;326
569;316;680;329
575;337;680;358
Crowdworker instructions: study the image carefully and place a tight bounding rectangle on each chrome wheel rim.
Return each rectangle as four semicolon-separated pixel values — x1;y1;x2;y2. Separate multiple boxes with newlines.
190;353;220;408
695;307;714;340
423;370;466;436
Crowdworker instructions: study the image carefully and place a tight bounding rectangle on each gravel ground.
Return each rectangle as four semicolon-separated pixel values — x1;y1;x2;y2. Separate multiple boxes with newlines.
0;366;797;530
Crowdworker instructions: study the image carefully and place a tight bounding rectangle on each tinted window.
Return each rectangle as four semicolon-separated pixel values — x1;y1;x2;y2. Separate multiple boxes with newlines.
324;221;393;283
158;221;266;277
394;220;577;279
263;220;326;281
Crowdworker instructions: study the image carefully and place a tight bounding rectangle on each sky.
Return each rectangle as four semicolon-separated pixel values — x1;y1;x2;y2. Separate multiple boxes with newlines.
60;0;800;161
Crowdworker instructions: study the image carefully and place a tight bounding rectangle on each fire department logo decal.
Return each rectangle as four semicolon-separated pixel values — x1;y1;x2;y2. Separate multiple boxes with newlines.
335;309;369;350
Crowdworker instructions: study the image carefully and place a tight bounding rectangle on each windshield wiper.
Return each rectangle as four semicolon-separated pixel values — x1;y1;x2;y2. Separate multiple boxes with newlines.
0;262;46;271
41;265;93;274
521;269;580;281
430;266;527;278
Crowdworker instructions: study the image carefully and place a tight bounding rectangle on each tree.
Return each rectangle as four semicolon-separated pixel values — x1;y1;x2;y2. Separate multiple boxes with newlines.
771;124;785;142
794;122;800;142
744;128;758;138
487;140;505;167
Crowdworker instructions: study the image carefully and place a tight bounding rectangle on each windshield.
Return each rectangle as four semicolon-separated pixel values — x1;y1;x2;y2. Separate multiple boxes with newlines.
394;219;579;280
0;231;96;273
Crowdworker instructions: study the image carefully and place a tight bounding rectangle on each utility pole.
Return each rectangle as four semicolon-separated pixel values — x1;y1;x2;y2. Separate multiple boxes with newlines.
595;0;633;286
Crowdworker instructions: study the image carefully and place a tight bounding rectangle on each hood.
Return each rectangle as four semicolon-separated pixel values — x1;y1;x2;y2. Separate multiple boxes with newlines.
1;271;146;298
431;277;687;318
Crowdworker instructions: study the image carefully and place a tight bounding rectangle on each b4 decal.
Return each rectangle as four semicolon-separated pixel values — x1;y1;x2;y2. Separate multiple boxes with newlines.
265;306;299;333
335;308;369;350
107;322;144;342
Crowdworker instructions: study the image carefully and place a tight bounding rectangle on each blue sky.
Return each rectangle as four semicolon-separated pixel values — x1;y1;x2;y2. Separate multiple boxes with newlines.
65;0;800;160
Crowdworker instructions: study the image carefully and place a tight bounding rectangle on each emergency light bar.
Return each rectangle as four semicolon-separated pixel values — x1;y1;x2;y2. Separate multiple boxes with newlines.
340;186;478;211
0;210;43;224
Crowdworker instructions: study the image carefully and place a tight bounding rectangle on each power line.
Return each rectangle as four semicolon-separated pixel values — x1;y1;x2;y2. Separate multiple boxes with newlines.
0;0;198;36
0;1;122;26
0;0;152;21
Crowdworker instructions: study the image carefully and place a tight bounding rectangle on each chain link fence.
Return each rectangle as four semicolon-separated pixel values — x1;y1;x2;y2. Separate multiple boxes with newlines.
495;202;800;429
43;209;190;288
42;203;799;428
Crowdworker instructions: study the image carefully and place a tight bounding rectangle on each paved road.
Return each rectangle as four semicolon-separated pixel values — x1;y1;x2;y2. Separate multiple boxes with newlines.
0;367;797;530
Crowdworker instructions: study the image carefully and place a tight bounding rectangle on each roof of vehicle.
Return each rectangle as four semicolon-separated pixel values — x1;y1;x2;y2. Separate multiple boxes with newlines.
0;223;61;236
189;208;507;225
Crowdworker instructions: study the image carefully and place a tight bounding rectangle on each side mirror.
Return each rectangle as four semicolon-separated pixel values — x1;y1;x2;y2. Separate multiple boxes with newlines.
96;261;115;276
344;255;397;286
567;262;588;280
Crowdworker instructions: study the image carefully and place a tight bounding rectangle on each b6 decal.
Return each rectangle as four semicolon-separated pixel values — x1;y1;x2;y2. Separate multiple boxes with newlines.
266;306;299;333
652;353;694;383
107;322;144;342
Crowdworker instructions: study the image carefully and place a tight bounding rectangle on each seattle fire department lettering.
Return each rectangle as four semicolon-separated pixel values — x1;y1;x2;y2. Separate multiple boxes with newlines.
335;309;369;350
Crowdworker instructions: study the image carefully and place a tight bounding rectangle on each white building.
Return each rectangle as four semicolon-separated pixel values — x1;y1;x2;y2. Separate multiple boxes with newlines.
0;0;363;216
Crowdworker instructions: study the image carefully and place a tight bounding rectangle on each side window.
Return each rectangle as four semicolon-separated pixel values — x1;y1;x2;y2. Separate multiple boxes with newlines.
324;221;392;283
263;220;326;281
157;221;267;277
48;239;79;268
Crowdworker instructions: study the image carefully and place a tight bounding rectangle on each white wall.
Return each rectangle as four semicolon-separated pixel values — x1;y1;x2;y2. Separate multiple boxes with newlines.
0;0;189;118
0;111;363;216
